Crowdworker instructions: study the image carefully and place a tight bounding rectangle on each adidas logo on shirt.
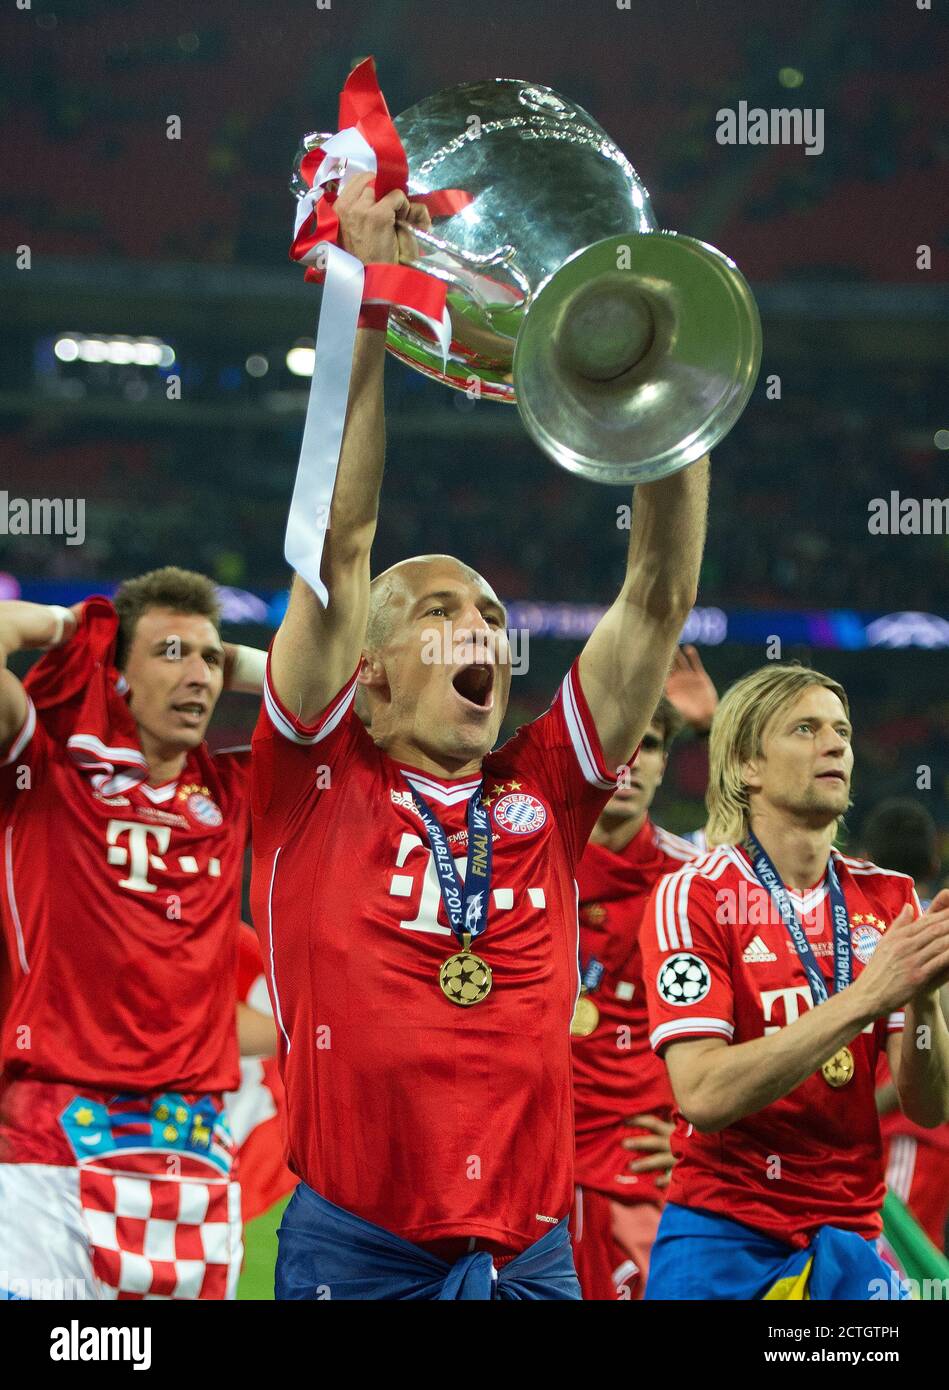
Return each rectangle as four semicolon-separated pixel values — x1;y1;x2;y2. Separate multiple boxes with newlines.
742;935;777;964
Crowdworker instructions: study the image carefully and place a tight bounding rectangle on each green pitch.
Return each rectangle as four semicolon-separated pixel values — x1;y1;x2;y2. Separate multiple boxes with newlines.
237;1195;291;1300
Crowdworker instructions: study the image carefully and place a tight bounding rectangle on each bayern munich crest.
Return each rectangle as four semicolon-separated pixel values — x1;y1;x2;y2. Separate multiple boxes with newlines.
492;792;547;835
186;792;223;827
851;915;884;965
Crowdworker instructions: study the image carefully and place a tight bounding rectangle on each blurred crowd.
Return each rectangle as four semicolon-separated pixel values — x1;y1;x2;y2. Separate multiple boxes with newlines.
1;0;946;280
1;355;945;614
0;0;945;851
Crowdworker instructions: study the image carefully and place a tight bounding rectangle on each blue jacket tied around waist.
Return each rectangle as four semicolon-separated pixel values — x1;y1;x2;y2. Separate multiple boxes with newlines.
275;1182;581;1301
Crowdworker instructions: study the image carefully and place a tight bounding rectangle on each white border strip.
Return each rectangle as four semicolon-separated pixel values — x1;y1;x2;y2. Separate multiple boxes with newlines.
560;668;614;790
266;847;291;1053
4;826;29;973
264;667;357;747
650;1017;734;1048
1;700;36;767
66;733;148;771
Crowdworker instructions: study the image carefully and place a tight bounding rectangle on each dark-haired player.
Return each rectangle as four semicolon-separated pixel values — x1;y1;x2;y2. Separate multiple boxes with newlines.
0;569;264;1300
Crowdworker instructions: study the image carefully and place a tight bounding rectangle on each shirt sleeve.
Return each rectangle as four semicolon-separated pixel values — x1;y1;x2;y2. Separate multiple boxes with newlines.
250;654;365;851
0;697;50;811
504;658;639;867
641;865;737;1054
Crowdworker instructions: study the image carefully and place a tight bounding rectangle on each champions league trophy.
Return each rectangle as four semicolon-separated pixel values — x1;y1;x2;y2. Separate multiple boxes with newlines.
292;78;761;485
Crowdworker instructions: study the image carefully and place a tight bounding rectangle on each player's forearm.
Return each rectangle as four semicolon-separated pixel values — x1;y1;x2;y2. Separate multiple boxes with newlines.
236;1001;278;1057
323;328;388;556
0;601;73;664
222;643;267;695
621;455;709;622
896;992;949;1127
874;1080;899;1116
673;984;878;1131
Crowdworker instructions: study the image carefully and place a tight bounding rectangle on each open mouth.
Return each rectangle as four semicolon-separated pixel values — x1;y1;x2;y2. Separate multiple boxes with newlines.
816;770;846;783
451;663;494;711
172;702;207;723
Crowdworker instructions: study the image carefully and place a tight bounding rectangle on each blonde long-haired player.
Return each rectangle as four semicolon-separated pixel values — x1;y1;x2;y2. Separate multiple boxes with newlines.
640;663;949;1300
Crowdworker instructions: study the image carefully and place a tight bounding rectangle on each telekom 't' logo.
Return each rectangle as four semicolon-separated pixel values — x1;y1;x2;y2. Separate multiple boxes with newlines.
388;832;546;933
105;819;221;894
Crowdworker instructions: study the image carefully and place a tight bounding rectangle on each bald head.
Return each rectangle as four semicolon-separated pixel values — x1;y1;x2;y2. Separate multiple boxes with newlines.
365;555;503;653
356;553;512;765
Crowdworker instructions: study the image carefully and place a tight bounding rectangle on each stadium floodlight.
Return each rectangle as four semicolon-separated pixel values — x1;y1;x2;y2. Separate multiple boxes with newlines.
246;354;269;378
133;341;164;366
54;334;175;368
78;339;110;363
53;337;80;362
106;339;137;365
286;343;315;378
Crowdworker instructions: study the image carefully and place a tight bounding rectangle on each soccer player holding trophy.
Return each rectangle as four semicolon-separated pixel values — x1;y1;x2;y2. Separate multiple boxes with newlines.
251;64;759;1299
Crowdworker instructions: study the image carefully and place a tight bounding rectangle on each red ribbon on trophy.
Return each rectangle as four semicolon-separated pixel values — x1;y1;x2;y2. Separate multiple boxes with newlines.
285;59;469;602
291;57;473;326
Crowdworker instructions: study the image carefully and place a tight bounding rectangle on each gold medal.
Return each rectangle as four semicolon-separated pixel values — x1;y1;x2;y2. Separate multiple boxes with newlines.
439;934;493;1007
821;1046;855;1088
570;994;600;1037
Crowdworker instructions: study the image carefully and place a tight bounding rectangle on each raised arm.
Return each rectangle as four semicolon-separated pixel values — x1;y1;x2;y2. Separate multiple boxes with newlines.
0;601;77;749
579;457;710;771
270;173;431;723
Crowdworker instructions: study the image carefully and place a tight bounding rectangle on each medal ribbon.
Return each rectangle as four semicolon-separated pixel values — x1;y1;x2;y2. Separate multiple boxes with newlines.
285;58;472;603
745;832;852;1002
402;778;493;947
580;957;605;993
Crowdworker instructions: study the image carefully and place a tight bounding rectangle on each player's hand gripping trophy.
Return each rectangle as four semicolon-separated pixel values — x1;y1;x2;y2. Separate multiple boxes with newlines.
293;73;762;483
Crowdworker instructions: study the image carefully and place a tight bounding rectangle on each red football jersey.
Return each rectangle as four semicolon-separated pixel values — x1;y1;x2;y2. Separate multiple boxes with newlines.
250;656;632;1253
227;924;296;1221
0;698;249;1096
572;818;698;1202
876;895;949;1155
641;843;915;1247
